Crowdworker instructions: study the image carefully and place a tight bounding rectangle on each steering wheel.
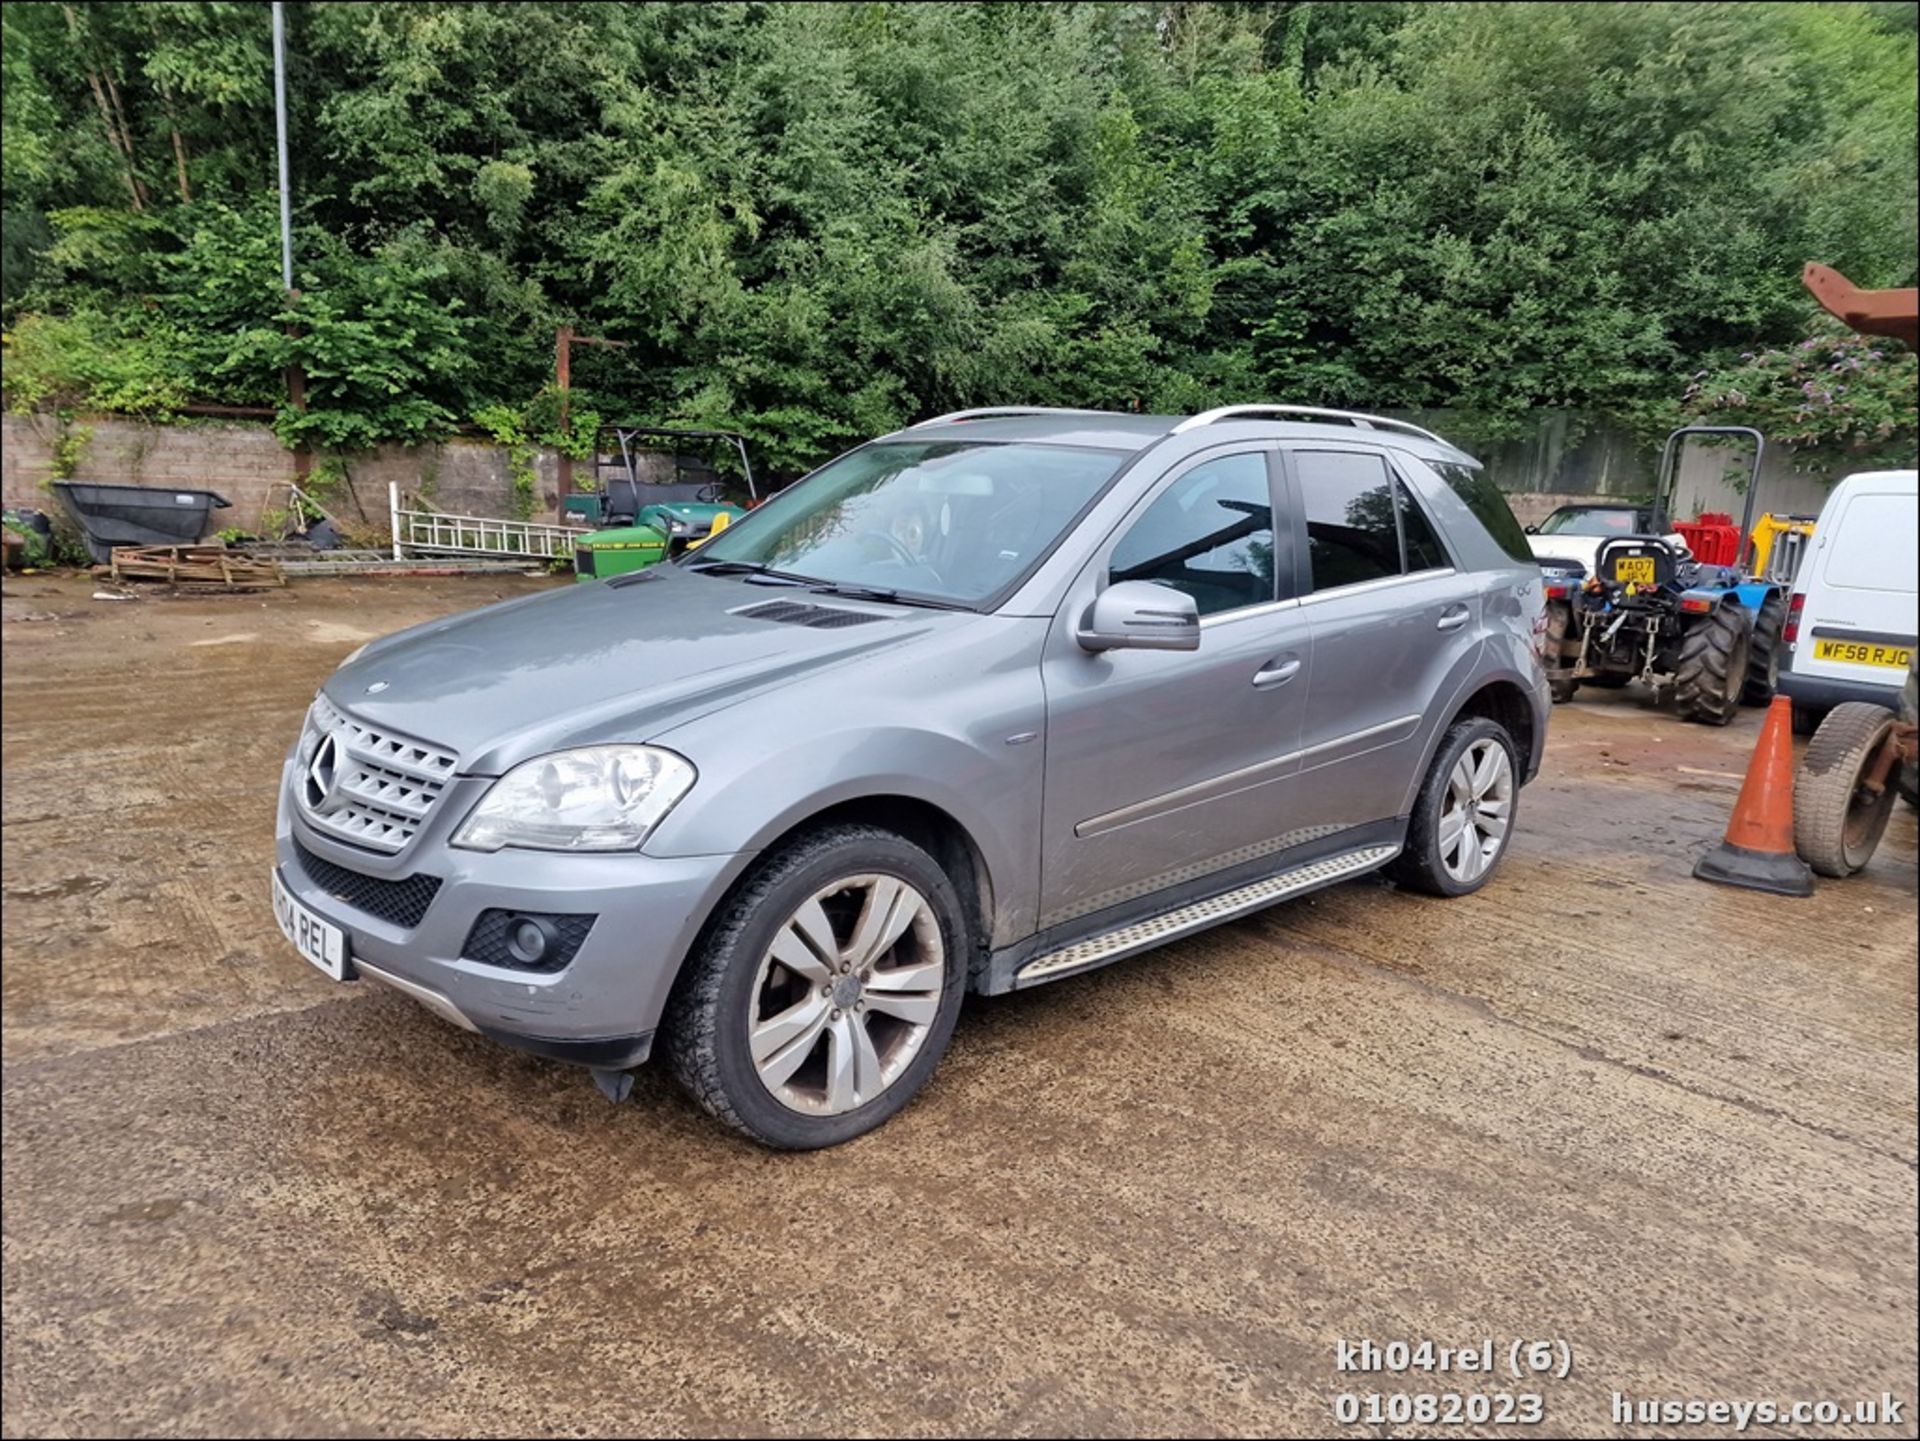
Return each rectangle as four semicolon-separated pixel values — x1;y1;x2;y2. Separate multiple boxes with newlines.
854;529;944;587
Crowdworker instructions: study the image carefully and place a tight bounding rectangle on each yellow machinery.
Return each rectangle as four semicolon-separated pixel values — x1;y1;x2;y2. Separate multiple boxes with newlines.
1748;512;1817;585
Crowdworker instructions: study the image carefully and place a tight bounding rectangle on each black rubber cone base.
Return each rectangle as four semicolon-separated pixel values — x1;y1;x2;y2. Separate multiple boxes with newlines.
1693;841;1814;898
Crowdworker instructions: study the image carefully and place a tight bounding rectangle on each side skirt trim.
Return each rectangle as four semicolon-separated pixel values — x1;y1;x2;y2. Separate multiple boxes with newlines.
1012;843;1399;989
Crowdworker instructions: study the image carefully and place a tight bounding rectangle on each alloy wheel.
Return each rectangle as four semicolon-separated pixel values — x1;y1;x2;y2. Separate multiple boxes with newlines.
747;874;945;1115
1439;738;1514;883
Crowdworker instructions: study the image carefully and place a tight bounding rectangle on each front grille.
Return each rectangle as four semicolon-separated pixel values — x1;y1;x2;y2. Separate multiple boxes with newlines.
460;909;597;972
292;840;443;929
574;546;594;575
297;693;459;854
735;600;885;629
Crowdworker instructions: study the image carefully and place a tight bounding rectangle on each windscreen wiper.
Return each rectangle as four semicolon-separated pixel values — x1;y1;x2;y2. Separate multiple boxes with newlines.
681;559;814;586
807;581;972;612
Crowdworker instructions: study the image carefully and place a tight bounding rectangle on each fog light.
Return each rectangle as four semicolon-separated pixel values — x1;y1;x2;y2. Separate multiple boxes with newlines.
506;915;556;966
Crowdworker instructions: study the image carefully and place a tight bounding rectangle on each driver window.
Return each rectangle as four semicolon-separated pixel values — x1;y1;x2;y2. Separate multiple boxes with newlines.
1108;454;1276;618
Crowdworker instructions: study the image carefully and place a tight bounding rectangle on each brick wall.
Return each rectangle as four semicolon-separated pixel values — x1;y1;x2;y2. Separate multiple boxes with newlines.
1;414;559;543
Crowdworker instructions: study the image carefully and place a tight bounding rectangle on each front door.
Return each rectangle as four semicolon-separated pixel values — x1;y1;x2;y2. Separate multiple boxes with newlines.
1037;448;1312;933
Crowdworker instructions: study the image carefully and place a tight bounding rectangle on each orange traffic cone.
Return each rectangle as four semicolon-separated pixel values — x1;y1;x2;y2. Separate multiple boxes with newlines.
1693;695;1814;897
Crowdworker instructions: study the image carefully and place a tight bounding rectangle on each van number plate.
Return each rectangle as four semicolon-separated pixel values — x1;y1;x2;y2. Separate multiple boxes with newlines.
1812;638;1913;670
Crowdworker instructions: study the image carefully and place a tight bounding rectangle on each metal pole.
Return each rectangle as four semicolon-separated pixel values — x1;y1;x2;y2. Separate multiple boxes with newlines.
556;325;573;502
272;2;293;292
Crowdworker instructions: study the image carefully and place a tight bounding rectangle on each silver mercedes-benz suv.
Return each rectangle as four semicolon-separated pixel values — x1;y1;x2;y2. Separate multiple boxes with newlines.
273;405;1550;1147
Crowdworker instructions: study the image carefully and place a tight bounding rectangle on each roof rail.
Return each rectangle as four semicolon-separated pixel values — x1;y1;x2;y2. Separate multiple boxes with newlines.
1171;405;1448;446
912;407;1118;427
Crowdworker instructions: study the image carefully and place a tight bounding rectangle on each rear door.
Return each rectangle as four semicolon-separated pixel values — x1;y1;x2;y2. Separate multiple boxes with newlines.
1282;446;1487;829
1795;475;1919;685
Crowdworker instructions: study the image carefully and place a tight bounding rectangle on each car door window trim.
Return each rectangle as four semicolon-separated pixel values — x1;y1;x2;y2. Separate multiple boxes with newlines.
1297;566;1456;606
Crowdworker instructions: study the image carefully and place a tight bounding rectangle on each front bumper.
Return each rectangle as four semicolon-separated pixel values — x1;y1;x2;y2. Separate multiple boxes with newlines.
274;756;748;1067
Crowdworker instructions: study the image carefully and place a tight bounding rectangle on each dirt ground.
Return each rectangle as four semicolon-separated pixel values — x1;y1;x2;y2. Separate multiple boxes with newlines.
2;572;1915;1439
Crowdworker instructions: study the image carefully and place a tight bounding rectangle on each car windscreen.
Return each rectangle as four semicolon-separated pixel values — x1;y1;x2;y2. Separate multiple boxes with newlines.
1537;507;1642;536
685;440;1127;606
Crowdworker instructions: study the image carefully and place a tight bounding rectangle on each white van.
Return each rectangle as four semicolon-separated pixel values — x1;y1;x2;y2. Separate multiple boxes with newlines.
1780;468;1919;729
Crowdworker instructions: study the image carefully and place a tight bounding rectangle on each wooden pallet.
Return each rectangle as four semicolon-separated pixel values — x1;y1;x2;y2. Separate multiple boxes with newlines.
104;545;286;588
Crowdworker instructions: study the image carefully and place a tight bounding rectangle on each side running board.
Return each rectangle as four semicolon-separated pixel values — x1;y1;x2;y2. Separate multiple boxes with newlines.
1015;845;1399;987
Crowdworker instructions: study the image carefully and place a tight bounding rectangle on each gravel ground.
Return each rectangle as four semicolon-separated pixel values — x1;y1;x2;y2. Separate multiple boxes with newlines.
3;572;1915;1438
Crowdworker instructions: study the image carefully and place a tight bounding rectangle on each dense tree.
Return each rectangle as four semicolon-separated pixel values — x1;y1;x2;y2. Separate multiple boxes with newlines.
2;1;1914;475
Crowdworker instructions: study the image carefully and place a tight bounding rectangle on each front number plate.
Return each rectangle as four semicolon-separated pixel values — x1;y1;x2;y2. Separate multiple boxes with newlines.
1812;638;1914;670
272;868;353;981
1612;556;1656;585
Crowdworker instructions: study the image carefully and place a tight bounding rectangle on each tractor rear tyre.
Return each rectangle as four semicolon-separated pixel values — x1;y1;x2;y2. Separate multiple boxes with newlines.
1673;605;1752;727
1543;600;1578;703
1793;703;1899;877
1741;591;1788;706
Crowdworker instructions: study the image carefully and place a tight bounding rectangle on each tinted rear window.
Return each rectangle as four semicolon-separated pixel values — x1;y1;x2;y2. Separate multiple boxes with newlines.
1432;462;1533;563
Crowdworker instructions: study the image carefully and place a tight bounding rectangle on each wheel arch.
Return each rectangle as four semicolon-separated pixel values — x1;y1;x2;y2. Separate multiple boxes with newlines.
691;793;999;989
1447;677;1542;785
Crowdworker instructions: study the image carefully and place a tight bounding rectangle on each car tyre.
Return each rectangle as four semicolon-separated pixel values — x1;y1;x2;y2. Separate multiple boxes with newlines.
662;824;968;1149
1389;717;1520;898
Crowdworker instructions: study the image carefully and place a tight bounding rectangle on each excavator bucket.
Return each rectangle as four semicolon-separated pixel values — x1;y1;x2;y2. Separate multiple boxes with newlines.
1802;263;1918;347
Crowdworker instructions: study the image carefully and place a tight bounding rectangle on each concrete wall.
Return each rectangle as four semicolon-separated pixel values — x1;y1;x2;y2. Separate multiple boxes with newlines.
2;410;1846;543
0;413;561;544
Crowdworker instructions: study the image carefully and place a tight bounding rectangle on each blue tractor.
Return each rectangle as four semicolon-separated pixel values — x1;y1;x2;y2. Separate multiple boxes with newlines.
1539;426;1790;725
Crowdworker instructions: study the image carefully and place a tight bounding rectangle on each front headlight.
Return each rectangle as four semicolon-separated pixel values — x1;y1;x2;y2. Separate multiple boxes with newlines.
453;746;697;853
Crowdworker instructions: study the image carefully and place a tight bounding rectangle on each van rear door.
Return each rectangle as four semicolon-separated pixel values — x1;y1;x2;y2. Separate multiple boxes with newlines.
1795;475;1918;689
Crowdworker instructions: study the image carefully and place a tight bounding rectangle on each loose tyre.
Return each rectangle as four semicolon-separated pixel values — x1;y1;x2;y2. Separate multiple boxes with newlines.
1389;717;1519;897
1794;703;1899;877
1673;604;1752;726
1741;591;1788;706
663;824;968;1149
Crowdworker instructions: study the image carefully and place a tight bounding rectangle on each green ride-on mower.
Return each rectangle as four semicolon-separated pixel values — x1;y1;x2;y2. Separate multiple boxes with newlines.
1538;426;1790;726
569;426;759;582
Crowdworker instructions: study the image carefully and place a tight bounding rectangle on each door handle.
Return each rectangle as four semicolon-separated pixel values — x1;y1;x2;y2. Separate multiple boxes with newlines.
1436;604;1472;632
1252;657;1302;689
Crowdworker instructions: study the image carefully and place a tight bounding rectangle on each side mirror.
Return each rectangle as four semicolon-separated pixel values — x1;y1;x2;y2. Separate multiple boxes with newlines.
1077;581;1201;654
1522;523;1539;534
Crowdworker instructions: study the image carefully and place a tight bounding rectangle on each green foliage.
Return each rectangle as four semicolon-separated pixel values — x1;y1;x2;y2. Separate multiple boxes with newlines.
1683;324;1919;477
473;402;539;519
49;420;93;482
2;311;193;414
1;1;1914;478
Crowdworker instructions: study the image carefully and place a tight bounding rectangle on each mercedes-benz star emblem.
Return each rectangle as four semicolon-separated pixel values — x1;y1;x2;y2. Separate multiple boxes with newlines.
365;680;389;694
303;730;348;815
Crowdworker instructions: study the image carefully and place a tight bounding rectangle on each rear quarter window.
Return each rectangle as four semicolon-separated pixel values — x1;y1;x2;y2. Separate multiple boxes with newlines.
1823;492;1919;594
1432;462;1533;564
